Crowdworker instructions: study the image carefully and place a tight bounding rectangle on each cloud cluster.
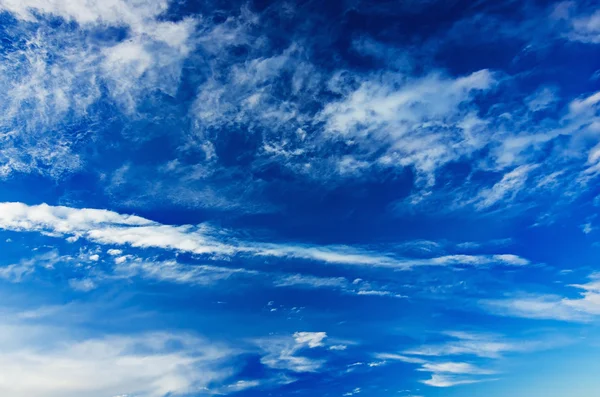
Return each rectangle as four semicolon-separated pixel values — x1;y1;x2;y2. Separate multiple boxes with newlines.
318;69;495;187
0;0;194;177
0;0;599;217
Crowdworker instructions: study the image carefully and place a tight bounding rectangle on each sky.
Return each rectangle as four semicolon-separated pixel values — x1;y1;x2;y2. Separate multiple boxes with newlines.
0;0;600;396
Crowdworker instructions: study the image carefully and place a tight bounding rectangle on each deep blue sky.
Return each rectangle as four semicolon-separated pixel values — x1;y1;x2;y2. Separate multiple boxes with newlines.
0;0;600;396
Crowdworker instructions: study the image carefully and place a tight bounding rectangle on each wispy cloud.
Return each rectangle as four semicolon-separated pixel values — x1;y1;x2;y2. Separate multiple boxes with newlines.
402;331;534;358
474;165;539;210
256;332;331;373
273;273;405;298
482;273;600;321
0;0;197;178
317;69;495;187
375;345;497;387
0;322;237;397
0;202;531;270
0;250;62;282
114;258;258;286
552;3;600;43
418;361;496;375
374;330;560;388
420;374;486;387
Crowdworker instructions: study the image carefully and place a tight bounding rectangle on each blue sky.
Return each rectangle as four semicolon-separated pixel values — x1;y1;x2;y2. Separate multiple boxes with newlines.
0;0;600;396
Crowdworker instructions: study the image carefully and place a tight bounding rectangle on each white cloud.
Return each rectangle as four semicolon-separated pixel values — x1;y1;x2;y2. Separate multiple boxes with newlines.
0;202;237;256
114;258;257;286
0;202;531;270
273;273;405;298
0;0;196;177
374;353;427;364
0;29;97;178
483;274;600;321
100;18;196;111
581;222;594;234
568;90;600;115
274;274;348;289
293;332;327;348
221;380;261;393
420;374;483;387
255;244;404;267
412;254;530;267
0;322;237;397
0;250;62;282
474;165;539;209
355;290;406;298
525;86;558;112
373;330;569;389
68;278;97;292
0;0;168;28
0;0;598;214
568;9;600;43
343;387;361;396
418;362;496;375
375;345;497;388
257;333;328;373
403;331;529;359
318;69;495;186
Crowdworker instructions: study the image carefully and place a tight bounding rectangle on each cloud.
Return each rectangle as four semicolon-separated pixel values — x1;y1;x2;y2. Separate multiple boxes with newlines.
0;202;531;270
418;362;496;375
11;245;408;299
0;323;237;397
114;258;258;286
474;165;539;210
317;69;495;186
343;387;361;396
0;0;195;177
410;254;530;267
525;86;559;112
273;273;405;298
293;332;327;348
375;330;569;388
68;278;97;292
375;343;497;388
274;274;348;289
0;0;168;27
482;274;600;321
256;332;329;373
374;353;427;364
420;374;484;387
0;250;62;282
0;26;98;178
0;0;598;217
402;331;531;359
581;222;594;234
0;202;238;256
558;6;600;43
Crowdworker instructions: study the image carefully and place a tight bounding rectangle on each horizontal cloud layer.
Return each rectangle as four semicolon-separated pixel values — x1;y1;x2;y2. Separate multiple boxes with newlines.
0;202;530;269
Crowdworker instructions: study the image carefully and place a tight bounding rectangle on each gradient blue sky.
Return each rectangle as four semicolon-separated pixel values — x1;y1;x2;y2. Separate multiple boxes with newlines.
0;0;600;396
